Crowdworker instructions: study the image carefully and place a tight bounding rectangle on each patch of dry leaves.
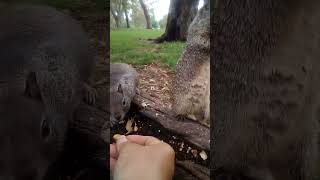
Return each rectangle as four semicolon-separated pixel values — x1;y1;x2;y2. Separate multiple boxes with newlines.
134;61;175;108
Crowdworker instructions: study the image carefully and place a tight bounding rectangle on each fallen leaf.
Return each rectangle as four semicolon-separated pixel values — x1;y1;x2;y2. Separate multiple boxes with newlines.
125;119;134;134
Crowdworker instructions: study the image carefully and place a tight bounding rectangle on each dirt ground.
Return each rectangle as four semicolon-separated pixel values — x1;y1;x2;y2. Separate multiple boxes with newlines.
134;61;175;108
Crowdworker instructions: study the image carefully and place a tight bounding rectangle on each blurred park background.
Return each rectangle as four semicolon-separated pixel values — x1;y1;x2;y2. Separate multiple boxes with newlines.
110;0;205;68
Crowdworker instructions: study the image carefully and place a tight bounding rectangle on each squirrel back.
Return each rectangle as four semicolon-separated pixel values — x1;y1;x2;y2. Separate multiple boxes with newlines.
110;63;139;126
172;3;210;125
212;0;319;179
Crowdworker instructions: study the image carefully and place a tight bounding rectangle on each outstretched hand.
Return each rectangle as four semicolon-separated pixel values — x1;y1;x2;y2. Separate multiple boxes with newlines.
110;135;175;180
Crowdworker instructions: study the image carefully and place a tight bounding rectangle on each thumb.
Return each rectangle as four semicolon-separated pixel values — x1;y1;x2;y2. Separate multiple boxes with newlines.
113;134;129;151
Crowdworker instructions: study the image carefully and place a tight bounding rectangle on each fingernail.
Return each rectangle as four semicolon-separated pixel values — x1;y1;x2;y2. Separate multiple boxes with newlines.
113;134;127;144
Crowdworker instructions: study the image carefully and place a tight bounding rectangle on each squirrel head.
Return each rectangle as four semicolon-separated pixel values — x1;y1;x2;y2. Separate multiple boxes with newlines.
110;83;131;121
39;86;79;160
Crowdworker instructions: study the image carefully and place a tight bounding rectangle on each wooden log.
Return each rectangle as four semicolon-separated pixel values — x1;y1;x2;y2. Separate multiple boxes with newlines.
132;92;210;150
176;160;210;180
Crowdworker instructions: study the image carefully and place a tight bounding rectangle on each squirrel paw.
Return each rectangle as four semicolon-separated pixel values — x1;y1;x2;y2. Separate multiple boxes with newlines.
110;116;118;128
82;83;97;105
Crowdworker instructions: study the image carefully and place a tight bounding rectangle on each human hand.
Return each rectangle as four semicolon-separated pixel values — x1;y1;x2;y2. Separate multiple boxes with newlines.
110;135;175;180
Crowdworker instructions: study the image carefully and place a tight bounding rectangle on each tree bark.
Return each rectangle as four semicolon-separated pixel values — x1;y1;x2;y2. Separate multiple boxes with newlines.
111;0;123;28
111;8;120;28
133;92;210;150
139;0;152;29
155;0;199;43
122;0;130;28
124;9;130;28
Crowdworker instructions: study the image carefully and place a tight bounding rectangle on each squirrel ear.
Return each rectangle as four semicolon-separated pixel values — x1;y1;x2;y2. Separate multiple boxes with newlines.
117;84;123;94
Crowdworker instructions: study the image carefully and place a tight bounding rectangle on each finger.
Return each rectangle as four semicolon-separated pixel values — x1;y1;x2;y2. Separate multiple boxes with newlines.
110;143;118;159
114;135;128;151
126;135;162;146
110;157;117;172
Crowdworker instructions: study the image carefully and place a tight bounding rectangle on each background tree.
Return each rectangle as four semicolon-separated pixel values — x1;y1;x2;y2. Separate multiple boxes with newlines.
122;0;130;28
110;0;123;28
155;0;200;43
138;0;151;29
131;7;145;28
150;9;159;29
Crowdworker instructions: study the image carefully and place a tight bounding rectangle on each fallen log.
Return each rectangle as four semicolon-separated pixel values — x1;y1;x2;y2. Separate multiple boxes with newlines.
68;82;210;179
132;92;210;151
130;91;210;179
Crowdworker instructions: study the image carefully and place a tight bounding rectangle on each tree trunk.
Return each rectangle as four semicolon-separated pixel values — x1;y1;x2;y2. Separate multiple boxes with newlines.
122;0;130;28
155;0;199;43
111;9;120;28
139;0;152;29
124;9;130;28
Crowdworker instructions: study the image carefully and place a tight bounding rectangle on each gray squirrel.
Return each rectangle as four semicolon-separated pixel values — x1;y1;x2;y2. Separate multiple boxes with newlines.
0;4;96;159
110;63;139;127
172;2;210;125
0;95;51;180
212;0;319;179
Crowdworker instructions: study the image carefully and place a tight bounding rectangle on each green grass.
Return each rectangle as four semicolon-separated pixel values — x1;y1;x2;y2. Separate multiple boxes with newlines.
110;28;186;69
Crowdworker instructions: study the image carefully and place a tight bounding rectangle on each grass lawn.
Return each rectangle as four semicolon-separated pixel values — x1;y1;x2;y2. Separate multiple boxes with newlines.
110;28;186;69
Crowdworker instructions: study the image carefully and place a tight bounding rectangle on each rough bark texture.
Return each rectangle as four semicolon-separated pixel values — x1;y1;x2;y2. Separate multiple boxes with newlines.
212;0;319;179
155;0;199;43
133;92;210;150
131;92;210;179
139;0;151;29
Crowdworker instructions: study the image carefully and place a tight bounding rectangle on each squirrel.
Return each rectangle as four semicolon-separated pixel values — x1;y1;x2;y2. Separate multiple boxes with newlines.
172;2;210;125
110;63;139;127
0;95;52;180
0;4;96;158
212;0;319;179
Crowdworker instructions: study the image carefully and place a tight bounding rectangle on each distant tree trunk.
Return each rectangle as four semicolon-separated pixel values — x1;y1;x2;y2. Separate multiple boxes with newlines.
124;11;130;28
122;0;130;28
139;0;152;29
111;0;122;28
155;0;199;43
111;10;120;28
